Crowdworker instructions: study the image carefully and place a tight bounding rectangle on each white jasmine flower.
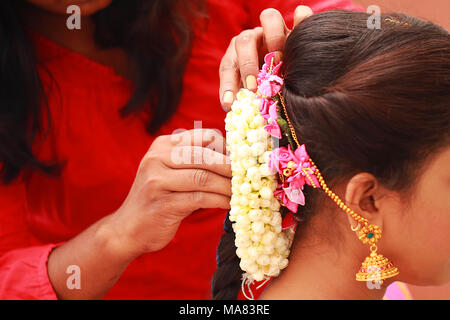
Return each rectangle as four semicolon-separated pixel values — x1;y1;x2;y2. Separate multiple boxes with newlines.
248;198;261;209
259;186;273;200
251;221;265;234
257;255;270;266
248;209;262;221
261;199;271;208
250;233;262;243
225;89;294;283
239;182;252;195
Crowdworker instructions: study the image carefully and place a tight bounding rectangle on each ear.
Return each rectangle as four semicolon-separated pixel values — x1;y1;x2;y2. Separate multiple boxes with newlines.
344;173;383;230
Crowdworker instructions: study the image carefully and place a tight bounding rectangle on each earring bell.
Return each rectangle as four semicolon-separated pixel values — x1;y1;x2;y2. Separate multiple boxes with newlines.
355;224;399;283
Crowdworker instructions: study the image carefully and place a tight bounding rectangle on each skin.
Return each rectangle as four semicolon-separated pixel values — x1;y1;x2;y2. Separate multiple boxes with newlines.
260;147;450;299
19;0;305;299
19;1;130;77
26;0;113;16
48;129;233;299
219;6;314;110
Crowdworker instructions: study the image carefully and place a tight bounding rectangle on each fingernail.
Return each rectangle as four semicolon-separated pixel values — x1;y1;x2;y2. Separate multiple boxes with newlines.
246;75;257;91
222;91;234;111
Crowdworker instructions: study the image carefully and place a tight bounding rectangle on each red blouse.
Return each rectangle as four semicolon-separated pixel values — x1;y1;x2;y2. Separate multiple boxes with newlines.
0;0;359;299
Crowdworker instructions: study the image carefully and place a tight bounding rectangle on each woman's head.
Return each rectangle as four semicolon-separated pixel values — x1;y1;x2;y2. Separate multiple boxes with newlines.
282;10;450;286
213;10;450;299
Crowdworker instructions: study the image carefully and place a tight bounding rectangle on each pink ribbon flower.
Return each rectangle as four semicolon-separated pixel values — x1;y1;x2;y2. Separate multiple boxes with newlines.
289;144;320;188
257;52;284;98
269;144;320;213
259;52;282;78
274;188;299;213
269;145;295;173
258;75;283;98
259;97;271;116
283;185;305;206
263;100;282;139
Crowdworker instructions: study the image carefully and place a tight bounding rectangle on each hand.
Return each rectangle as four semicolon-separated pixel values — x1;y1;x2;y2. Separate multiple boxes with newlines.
109;129;231;256
219;5;314;111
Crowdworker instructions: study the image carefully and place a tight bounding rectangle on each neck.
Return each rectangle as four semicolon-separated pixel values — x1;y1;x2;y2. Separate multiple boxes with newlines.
18;2;129;77
259;216;392;300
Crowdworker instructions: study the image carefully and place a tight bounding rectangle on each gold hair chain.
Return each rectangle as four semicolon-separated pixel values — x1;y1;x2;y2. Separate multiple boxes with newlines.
277;90;399;283
385;17;410;27
278;93;368;225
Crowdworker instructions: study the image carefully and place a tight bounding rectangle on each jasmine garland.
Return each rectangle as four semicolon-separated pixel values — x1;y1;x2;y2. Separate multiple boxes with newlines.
225;89;295;283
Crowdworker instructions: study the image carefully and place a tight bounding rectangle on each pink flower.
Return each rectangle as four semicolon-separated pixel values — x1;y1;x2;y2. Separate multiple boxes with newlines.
292;144;320;188
259;98;271;116
258;75;283;98
261;100;277;121
293;144;309;162
269;146;295;173
274;188;298;213
257;52;284;98
261;52;282;76
286;172;301;188
270;145;320;208
263;101;282;139
283;186;305;206
264;123;282;139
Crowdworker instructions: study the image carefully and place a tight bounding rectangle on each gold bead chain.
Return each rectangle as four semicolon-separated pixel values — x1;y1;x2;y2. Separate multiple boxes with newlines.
385;17;410;27
278;93;301;147
278;91;369;226
311;160;369;226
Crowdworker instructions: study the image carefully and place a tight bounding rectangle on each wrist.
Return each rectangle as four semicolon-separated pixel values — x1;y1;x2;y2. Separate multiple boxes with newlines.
95;214;142;264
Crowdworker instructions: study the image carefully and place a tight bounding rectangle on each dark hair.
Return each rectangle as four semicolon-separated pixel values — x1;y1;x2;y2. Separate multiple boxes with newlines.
0;0;205;184
212;10;450;300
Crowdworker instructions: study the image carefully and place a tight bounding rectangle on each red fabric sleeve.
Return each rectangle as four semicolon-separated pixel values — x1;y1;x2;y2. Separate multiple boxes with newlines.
245;0;364;28
0;180;60;300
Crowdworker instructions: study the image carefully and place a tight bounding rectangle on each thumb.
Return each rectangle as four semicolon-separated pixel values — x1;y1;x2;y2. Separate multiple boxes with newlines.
293;5;314;29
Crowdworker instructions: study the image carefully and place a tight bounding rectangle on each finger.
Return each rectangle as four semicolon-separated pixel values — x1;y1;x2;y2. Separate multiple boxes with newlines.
252;27;267;62
168;191;231;218
152;129;226;154
251;27;283;68
163;146;232;178
170;128;227;154
219;37;240;111
260;8;288;54
235;29;262;92
293;5;314;28
160;168;231;197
